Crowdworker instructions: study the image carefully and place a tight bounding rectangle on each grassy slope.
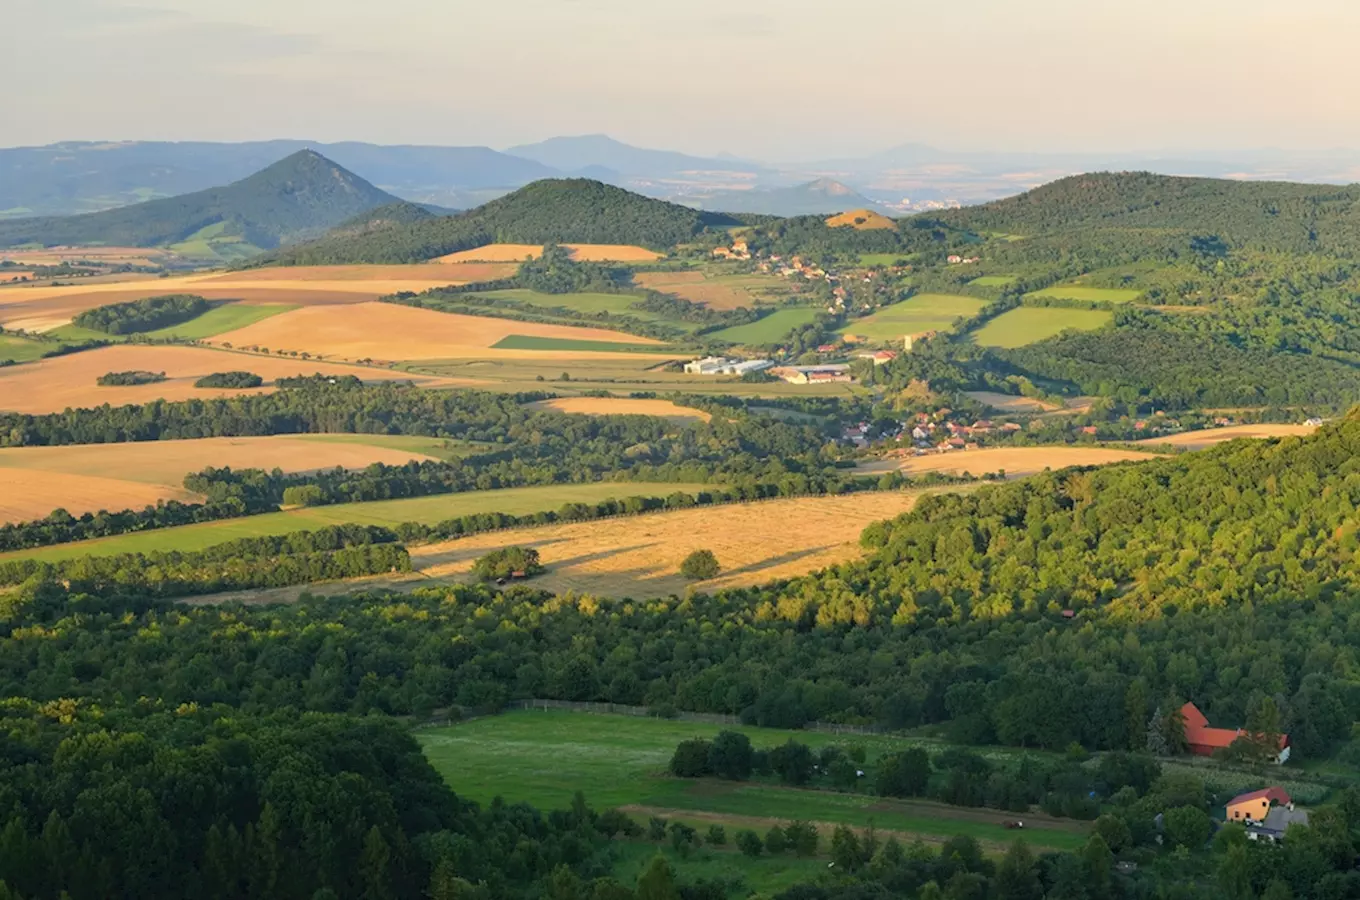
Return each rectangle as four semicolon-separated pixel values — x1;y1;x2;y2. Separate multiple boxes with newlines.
491;335;676;353
2;481;708;563
147;303;299;340
709;308;819;344
418;710;1089;852
1025;286;1143;303
0;334;52;363
971;307;1113;349
839;294;986;340
465;289;703;333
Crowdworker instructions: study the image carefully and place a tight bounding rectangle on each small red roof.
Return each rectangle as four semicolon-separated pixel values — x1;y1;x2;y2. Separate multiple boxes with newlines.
1228;787;1291;808
1181;702;1288;751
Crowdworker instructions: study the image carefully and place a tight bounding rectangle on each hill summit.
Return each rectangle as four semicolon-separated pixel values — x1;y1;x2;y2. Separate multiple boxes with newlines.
261;178;743;266
0;150;402;255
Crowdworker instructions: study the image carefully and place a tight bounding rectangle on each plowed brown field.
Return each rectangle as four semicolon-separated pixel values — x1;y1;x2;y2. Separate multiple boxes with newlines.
1141;423;1318;450
858;447;1159;479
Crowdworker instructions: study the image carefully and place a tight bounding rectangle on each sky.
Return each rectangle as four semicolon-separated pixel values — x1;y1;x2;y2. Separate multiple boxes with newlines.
8;0;1360;160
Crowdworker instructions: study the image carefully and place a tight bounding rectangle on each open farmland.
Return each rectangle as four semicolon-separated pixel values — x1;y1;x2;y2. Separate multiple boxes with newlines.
634;270;794;311
527;397;711;424
1025;285;1143;303
435;243;661;263
963;391;1062;413
840;294;986;341
0;434;444;524
209;301;670;363
1141;422;1319;450
0;333;52;363
970;306;1113;348
418;710;1089;853
411;491;941;597
708;307;818;344
858;447;1159;479
0;344;449;414
460;288;700;332
0;482;709;564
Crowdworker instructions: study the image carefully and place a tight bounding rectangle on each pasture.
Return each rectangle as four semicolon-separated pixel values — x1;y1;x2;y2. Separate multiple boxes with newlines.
209;302;668;363
969;275;1017;287
418;710;1089;853
0;333;51;364
962;391;1061;413
0;481;709;564
633;270;794;311
462;288;701;332
0;433;444;525
825;209;896;230
411;491;939;597
708;308;819;344
526;397;712;424
0;344;448;415
970;307;1113;348
436;243;662;263
856;253;912;267
857;447;1159;480
145;302;298;340
1141;423;1319;450
839;294;986;341
1025;286;1143;304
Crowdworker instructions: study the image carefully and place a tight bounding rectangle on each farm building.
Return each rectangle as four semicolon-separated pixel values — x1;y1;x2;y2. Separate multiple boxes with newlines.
855;349;898;365
770;364;854;385
683;356;773;376
1226;787;1291;824
1181;702;1291;763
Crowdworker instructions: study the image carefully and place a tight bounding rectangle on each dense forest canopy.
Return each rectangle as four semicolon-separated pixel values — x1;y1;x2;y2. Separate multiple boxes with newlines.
0;151;399;250
259;179;744;265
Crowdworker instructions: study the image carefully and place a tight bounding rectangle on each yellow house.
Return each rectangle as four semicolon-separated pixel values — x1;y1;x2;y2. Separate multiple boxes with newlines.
1227;787;1291;823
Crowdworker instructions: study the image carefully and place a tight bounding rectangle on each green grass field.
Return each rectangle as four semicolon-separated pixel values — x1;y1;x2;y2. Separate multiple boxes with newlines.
838;294;986;341
709;308;819;345
491;335;676;353
0;334;53;363
971;307;1114;349
417;710;1088;853
168;222;265;261
1025;286;1143;304
44;323;113;343
609;841;826;897
292;433;493;461
468;289;699;331
857;253;913;267
147;302;298;340
969;275;1018;287
1;481;708;564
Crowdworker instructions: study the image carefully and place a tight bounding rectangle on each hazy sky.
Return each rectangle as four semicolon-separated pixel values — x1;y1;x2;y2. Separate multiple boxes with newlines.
8;0;1360;159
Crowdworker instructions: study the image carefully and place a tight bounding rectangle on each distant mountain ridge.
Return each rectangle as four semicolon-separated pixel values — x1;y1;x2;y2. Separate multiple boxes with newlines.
690;178;888;216
505;134;762;176
0;151;402;251
260;178;743;266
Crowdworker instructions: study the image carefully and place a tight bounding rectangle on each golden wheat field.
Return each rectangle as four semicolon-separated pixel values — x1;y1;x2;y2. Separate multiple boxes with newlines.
436;244;662;264
0;266;511;332
858;447;1160;479
0;435;439;524
0;344;447;415
411;491;939;597
632;271;778;310
1142;423;1318;450
209;301;666;362
825;209;897;230
527;397;712;423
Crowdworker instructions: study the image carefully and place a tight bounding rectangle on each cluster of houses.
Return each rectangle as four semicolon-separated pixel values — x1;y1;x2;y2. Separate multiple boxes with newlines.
770;364;854;385
947;255;981;265
840;411;1024;450
711;239;906;316
682;356;775;376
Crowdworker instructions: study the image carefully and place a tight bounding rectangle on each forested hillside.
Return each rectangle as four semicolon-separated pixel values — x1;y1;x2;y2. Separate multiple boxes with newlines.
258;179;743;265
0;151;399;250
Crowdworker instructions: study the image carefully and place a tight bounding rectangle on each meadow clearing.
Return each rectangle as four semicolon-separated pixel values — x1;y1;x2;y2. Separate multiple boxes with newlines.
839;294;986;341
962;391;1062;413
0;482;709;564
1025;285;1144;304
1141;422;1319;450
969;307;1113;348
856;253;913;267
0;344;450;414
0;434;445;524
411;491;942;597
633;270;794;311
435;243;662;263
418;710;1090;853
825;209;896;230
0;333;51;363
857;447;1160;479
708;308;819;344
969;275;1018;287
526;397;712;424
459;288;702;333
208;301;671;363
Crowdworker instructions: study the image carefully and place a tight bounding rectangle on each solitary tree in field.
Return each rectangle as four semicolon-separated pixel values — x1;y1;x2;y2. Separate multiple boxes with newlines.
679;549;719;581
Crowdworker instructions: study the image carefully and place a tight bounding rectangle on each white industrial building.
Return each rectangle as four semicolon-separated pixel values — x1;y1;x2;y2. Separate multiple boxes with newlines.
683;357;774;376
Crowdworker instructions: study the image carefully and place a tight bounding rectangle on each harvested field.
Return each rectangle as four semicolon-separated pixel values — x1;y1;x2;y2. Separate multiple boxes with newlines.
825;208;896;230
412;491;939;597
0;344;447;415
209;302;666;362
192;264;514;285
633;270;792;311
1142;423;1318;450
963;391;1061;413
858;447;1159;479
709;307;818;343
527;397;711;423
435;244;661;264
0;434;440;524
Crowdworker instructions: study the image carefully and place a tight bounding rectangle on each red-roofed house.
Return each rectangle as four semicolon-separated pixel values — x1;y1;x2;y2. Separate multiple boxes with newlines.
1227;787;1292;824
1182;702;1291;763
